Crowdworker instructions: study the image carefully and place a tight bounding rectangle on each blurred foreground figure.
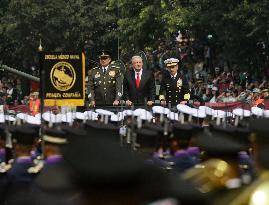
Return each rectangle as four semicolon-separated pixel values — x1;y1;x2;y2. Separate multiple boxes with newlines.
4;127;36;205
62;130;206;205
229;119;269;205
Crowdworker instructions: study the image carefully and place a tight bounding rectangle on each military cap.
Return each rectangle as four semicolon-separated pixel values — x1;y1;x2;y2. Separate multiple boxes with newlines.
95;109;114;117
35;165;77;192
249;118;269;143
164;58;180;67
63;136;183;203
25;115;41;125
191;109;206;119
99;50;112;58
143;122;164;133
43;128;67;145
60;125;88;141
191;124;204;137
262;88;269;93
172;123;193;140
42;112;62;124
210;124;250;146
152;106;170;115
84;121;120;142
136;128;159;149
198;128;246;158
11;127;36;145
233;108;252;117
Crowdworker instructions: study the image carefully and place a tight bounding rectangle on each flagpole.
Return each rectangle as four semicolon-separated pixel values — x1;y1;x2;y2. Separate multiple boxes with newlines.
38;39;45;160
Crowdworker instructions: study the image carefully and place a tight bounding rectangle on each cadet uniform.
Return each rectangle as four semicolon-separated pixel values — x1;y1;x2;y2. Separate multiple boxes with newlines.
183;126;248;205
228;118;269;205
32;128;79;205
166;124;196;173
88;51;122;106
0;126;6;163
4;127;36;205
159;58;190;105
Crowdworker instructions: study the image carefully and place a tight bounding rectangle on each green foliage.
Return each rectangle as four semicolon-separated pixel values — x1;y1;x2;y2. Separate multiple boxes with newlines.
0;0;268;71
0;0;117;70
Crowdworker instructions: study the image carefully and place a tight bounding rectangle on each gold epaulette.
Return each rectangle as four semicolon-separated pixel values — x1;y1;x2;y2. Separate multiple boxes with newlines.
182;159;235;193
28;160;44;174
0;162;12;173
184;93;191;100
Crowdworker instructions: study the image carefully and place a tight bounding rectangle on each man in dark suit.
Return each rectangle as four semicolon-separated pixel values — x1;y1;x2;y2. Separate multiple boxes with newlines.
88;50;122;107
123;56;155;106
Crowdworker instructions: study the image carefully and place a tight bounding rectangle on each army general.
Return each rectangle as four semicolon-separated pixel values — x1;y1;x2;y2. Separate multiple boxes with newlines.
88;51;122;107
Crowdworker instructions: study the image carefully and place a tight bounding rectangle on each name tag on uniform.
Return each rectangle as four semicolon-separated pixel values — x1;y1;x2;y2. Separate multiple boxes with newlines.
109;70;116;77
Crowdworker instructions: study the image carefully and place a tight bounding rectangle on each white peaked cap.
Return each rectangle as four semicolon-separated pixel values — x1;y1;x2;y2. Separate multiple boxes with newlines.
42;112;62;123
61;112;74;123
0;114;5;123
192;109;206;119
16;113;28;120
123;110;134;117
177;104;193;114
75;112;85;120
167;112;179;121
152;106;170;115
213;110;226;118
233;108;251;117
35;113;41;119
26;116;41;125
133;108;147;117
111;114;123;122
95;109;114;116
83;111;99;120
5;115;16;122
199;106;214;116
164;58;180;65
251;107;264;117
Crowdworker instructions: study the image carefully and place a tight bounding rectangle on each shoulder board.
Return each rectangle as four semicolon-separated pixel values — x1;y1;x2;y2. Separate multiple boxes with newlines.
28;161;44;174
0;162;12;173
111;65;120;69
92;67;99;70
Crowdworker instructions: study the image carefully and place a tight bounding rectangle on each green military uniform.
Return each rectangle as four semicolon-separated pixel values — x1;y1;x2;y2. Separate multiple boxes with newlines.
88;64;122;106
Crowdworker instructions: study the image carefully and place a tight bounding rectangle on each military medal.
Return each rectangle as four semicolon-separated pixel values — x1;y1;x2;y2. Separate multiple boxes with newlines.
95;72;100;78
177;79;182;87
109;70;116;77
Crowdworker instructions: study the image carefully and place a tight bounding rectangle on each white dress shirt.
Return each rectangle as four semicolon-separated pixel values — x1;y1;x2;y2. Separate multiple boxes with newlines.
135;69;143;80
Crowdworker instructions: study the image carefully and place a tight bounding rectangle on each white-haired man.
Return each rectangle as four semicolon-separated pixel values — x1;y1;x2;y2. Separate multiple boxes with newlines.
123;56;155;106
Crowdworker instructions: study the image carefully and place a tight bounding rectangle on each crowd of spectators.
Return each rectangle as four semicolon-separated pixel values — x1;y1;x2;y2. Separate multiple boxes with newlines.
1;37;269;108
0;72;22;106
144;37;269;107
